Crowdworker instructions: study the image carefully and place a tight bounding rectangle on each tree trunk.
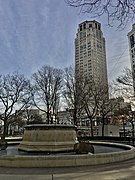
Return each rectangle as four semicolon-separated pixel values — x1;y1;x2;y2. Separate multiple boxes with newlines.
6;125;9;136
46;111;50;124
0;119;8;150
73;104;77;125
102;117;105;137
2;119;7;140
131;121;134;145
90;118;94;137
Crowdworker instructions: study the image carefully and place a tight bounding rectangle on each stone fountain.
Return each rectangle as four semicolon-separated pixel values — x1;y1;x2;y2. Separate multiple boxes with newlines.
18;124;77;152
0;123;134;168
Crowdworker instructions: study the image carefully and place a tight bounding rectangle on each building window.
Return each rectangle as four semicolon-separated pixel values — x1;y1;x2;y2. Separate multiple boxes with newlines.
80;25;82;31
89;24;92;28
130;34;134;48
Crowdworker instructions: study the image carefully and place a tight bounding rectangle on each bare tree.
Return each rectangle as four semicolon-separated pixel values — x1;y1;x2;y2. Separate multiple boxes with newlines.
0;72;31;140
32;65;63;124
28;113;43;124
116;68;135;106
97;84;118;136
80;79;99;137
117;68;133;87
128;111;135;142
17;106;40;125
114;105;131;137
8;113;26;136
63;66;83;125
66;0;135;27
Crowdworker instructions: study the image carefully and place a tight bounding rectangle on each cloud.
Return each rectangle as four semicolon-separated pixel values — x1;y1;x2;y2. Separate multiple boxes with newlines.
0;0;132;82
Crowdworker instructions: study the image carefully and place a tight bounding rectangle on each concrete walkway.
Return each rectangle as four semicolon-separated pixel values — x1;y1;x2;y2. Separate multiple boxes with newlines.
0;170;135;180
0;158;135;180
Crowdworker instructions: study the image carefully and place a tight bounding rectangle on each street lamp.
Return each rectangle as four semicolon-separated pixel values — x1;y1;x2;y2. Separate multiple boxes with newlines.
122;115;126;138
129;111;135;145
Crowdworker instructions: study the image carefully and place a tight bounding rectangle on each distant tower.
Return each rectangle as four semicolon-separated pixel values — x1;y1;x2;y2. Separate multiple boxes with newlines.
127;24;135;91
75;20;108;87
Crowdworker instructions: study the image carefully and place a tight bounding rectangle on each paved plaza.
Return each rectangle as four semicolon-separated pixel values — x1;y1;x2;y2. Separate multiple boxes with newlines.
0;158;135;180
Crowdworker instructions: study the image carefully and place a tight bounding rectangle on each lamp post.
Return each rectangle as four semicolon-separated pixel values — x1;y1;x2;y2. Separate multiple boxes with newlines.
129;111;135;146
122;115;126;138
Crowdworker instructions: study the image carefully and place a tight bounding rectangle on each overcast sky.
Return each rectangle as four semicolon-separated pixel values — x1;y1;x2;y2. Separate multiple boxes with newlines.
0;0;133;82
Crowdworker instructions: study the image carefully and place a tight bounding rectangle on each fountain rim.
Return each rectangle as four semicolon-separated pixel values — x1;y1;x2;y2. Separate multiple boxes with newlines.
0;141;135;168
24;124;76;129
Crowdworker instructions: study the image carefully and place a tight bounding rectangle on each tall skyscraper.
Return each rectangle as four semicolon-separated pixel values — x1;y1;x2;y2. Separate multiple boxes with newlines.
75;20;108;87
127;24;135;90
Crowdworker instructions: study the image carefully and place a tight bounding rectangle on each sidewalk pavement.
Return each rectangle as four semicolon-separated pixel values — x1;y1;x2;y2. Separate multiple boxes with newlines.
0;158;135;180
0;162;135;180
0;168;135;180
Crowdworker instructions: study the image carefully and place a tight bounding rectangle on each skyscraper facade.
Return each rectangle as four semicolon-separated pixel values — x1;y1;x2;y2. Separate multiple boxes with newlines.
127;24;135;90
75;20;108;86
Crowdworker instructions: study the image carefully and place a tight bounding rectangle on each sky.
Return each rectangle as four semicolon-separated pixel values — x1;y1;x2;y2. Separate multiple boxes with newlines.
0;0;133;82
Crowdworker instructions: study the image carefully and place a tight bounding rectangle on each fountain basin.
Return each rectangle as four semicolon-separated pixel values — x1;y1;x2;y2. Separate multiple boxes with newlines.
18;124;77;152
4;125;135;167
0;142;135;167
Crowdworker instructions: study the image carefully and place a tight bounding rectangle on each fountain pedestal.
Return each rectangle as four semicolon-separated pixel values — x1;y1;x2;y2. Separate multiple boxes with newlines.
18;124;77;152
